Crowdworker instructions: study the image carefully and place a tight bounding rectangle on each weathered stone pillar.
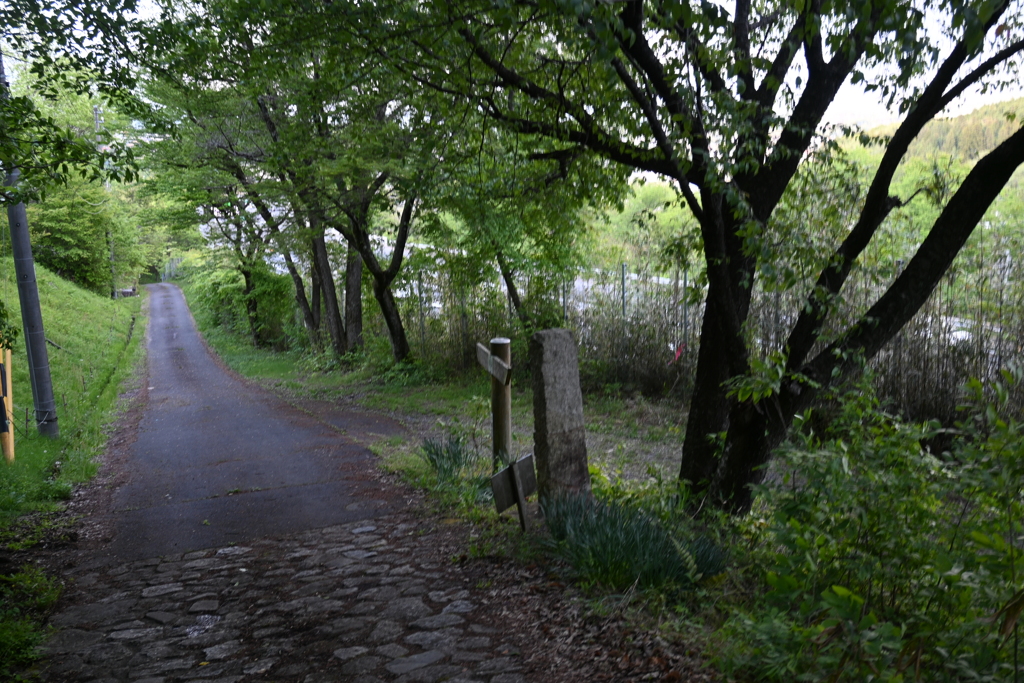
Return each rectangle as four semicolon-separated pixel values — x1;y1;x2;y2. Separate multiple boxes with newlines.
530;329;590;500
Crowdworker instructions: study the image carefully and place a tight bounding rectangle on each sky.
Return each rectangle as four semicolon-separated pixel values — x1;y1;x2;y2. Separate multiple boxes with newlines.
824;74;1024;129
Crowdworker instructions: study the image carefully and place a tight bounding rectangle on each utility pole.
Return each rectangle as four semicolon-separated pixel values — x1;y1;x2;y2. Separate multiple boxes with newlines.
94;105;116;299
1;51;59;438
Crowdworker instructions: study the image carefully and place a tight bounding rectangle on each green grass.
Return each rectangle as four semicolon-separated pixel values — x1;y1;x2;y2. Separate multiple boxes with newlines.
0;258;143;528
0;256;144;678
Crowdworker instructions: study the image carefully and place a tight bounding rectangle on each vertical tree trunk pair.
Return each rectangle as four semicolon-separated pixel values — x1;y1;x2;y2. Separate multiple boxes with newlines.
307;232;363;357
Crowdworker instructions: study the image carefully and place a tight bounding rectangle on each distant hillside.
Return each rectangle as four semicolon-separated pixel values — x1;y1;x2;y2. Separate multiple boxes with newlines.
871;98;1024;161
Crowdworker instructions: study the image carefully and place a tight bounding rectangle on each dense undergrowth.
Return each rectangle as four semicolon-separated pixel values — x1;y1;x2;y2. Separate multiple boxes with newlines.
0;257;143;680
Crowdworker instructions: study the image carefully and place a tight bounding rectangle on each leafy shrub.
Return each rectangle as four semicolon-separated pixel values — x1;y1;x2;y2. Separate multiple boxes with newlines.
0;565;61;678
715;374;1024;682
542;492;723;592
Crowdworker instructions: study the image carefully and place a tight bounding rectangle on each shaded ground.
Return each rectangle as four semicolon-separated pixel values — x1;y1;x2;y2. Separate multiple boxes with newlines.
13;283;716;682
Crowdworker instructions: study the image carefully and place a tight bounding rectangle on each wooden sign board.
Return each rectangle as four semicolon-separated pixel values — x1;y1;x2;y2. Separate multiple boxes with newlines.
476;342;511;386
491;454;537;530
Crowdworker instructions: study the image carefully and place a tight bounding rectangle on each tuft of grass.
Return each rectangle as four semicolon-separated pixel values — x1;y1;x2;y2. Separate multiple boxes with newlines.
542;492;724;592
420;434;475;486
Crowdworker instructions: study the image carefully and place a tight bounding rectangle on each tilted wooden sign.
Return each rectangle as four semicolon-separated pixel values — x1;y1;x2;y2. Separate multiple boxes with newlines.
491;454;537;531
476;342;511;385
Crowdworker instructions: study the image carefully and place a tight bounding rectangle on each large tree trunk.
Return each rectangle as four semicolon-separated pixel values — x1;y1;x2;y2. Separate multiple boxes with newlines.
371;278;410;362
310;228;347;357
345;243;363;350
678;296;733;495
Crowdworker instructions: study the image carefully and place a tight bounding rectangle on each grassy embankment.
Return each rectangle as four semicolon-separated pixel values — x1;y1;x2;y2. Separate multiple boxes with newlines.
0;259;143;679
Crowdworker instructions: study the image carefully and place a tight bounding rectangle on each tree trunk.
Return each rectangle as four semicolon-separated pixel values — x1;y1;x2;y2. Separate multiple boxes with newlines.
240;266;261;347
311;230;347;357
310;250;322;330
345;243;363;350
495;249;530;326
709;400;774;514
280;249;318;348
371;277;410;362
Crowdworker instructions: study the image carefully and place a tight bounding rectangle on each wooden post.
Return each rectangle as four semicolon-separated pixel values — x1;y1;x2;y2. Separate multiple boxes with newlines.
490;337;511;468
2;348;12;463
477;337;512;472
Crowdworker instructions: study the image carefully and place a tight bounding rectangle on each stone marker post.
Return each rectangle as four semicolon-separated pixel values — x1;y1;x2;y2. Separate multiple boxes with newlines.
530;329;590;500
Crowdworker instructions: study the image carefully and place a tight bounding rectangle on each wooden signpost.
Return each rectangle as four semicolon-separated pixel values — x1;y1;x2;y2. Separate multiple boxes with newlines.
477;337;536;530
476;337;512;468
491;454;537;531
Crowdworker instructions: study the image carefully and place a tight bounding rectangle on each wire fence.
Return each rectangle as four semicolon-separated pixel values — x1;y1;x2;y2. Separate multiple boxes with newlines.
393;247;1024;425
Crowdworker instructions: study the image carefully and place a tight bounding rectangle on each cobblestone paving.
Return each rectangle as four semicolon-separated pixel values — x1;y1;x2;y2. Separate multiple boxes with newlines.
42;516;530;683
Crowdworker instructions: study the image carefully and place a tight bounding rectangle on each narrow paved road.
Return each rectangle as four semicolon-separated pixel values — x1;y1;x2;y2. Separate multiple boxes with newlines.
108;283;399;561
33;284;712;683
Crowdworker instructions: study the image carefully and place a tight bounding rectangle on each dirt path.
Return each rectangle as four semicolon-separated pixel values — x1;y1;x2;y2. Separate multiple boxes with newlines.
29;283;715;683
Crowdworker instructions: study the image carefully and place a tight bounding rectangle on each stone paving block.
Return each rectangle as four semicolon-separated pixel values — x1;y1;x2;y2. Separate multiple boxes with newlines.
380;597;432;620
340;655;385;675
109;627;164;641
376;643;409;658
404;627;464;649
142;583;184;598
369;619;404;642
203;640;241;660
145;611;176;624
385;649;446;674
241;658;276;674
333;645;370;661
442;600;475;614
393;664;466;682
411;613;465;629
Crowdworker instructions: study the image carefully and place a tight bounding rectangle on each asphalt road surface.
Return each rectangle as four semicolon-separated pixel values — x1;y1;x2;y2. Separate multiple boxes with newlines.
107;283;400;561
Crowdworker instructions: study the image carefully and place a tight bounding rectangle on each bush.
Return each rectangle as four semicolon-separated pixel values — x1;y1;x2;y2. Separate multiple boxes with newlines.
715;374;1024;682
542;492;723;592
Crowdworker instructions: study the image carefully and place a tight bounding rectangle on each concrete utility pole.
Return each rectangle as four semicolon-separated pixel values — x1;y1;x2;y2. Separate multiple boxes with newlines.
94;105;116;299
1;51;59;438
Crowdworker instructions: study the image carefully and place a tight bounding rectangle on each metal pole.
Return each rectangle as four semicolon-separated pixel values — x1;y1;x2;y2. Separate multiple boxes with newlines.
621;262;627;318
490;337;511;470
417;272;425;351
2;53;58;438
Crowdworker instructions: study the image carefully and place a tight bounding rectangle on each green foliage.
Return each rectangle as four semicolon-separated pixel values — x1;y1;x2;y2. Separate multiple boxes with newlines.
181;253;298;350
715;373;1024;681
0;565;61;678
542;489;724;593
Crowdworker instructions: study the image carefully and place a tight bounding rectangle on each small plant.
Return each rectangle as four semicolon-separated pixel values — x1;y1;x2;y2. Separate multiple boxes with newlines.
542;492;724;592
420;433;475;487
